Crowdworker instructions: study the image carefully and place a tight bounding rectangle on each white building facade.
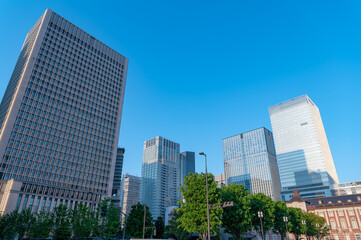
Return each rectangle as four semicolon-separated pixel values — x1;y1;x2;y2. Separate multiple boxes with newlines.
119;173;141;224
269;95;339;201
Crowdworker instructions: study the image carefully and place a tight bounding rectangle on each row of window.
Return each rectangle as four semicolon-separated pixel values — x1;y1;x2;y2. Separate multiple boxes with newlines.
48;21;124;70
15;193;99;214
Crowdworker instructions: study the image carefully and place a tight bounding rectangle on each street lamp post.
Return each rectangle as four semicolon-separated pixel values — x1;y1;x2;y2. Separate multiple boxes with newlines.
283;216;288;240
302;220;307;240
258;211;264;240
199;152;211;240
315;223;320;240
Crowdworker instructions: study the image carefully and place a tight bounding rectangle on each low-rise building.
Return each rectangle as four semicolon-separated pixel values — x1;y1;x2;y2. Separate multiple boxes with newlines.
287;189;361;240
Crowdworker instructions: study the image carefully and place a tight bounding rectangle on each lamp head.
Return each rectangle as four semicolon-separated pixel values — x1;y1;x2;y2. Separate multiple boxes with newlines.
199;152;205;156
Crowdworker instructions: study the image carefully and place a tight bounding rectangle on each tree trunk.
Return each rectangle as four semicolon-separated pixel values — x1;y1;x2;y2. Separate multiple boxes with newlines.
201;232;207;240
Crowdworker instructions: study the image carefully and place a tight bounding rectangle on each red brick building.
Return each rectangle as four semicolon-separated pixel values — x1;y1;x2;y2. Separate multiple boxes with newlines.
287;189;361;240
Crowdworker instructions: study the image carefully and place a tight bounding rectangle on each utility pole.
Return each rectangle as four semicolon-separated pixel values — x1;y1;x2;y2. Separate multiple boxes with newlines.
199;152;211;240
143;204;146;239
258;211;264;240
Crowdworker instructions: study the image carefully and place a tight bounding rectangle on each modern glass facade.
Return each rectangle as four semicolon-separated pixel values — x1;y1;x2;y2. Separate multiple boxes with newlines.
0;9;128;214
269;95;339;201
112;148;124;196
222;127;281;200
332;181;361;196
140;136;180;219
180;151;195;186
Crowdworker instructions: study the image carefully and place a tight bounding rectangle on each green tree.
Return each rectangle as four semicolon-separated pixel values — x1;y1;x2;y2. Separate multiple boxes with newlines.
220;184;251;240
272;201;289;240
0;211;18;240
304;212;329;240
304;212;318;239
155;216;165;238
249;193;274;240
29;211;54;238
288;207;305;240
53;204;72;240
71;202;97;238
125;203;153;238
165;210;190;240
16;208;36;240
317;222;331;240
178;172;223;240
97;199;121;239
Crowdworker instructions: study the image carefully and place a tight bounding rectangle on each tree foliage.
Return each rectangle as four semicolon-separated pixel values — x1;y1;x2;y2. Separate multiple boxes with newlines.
178;172;223;240
304;212;330;240
272;201;289;240
288;207;305;240
53;204;72;240
125;203;153;238
249;193;274;240
220;184;251;240
155;216;165;238
165;210;190;240
71;202;97;238
96;198;121;239
0;211;18;240
28;210;54;238
16;208;35;240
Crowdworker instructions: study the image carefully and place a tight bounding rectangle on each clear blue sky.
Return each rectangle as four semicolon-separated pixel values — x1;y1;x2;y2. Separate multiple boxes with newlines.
0;1;360;183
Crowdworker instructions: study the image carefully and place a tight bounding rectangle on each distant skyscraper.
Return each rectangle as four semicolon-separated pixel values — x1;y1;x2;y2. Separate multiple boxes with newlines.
0;9;128;214
331;181;361;196
120;173;140;224
140;136;180;219
180;151;195;185
222;127;281;200
112;148;125;196
214;174;226;188
269;95;339;201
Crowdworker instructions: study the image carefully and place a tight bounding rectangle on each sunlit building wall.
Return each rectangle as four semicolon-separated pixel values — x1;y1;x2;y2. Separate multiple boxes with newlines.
223;127;281;200
269;95;339;201
0;9;128;214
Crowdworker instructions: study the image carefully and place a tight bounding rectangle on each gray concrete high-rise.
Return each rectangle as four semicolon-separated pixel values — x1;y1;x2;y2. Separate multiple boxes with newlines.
269;95;339;201
222;127;281;200
140;136;180;219
0;9;128;214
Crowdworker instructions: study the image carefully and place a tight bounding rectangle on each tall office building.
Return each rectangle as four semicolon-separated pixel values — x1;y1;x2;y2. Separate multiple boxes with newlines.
140;136;180;219
180;151;195;185
222;127;281;200
269;95;339;201
0;9;128;214
119;173;141;224
112;148;125;196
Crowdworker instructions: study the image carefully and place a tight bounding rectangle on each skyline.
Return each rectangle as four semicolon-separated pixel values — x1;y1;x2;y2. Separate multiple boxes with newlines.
1;1;361;183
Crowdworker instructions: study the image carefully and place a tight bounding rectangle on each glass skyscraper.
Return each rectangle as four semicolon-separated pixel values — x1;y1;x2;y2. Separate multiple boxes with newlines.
269;95;339;201
112;148;125;196
180;151;195;186
222;127;281;200
140;136;180;219
0;9;128;214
